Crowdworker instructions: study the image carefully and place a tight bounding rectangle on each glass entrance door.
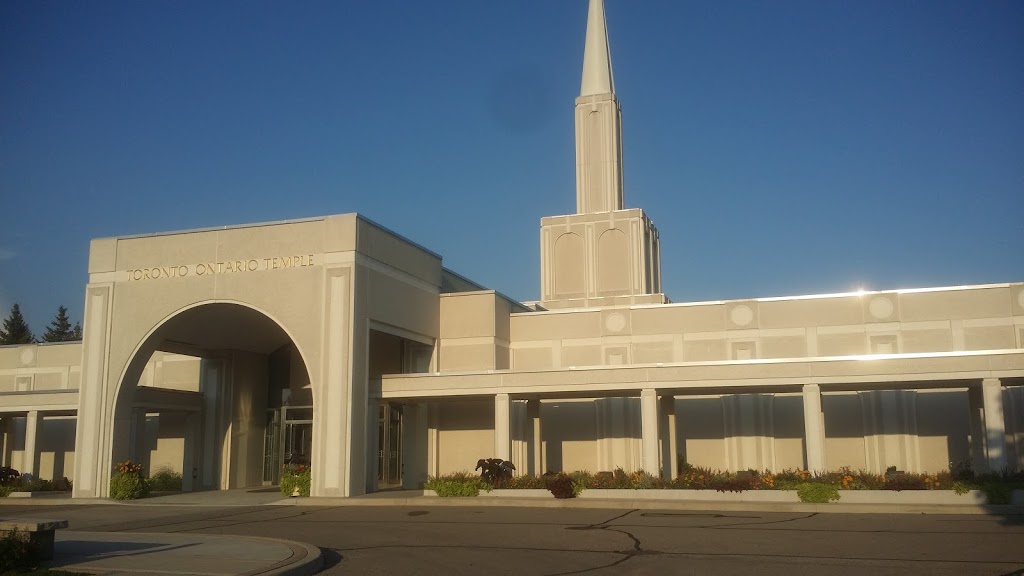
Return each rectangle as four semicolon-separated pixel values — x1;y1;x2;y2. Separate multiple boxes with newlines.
263;406;313;487
377;403;403;488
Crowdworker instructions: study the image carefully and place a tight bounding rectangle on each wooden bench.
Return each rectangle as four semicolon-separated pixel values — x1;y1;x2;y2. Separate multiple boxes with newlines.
0;518;69;560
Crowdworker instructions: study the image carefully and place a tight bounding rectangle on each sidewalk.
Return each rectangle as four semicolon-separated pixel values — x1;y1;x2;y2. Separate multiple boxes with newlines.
46;531;322;576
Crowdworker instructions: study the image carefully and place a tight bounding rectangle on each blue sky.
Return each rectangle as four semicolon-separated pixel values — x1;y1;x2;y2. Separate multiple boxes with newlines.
1;0;1022;333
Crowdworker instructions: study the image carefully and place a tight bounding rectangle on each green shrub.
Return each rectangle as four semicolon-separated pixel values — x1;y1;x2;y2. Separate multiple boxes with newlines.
0;529;41;572
0;486;13;498
946;468;1024;504
425;472;487;497
110;472;149;500
952;481;972;495
109;460;148;500
979;482;1015;505
544;473;576;499
279;463;311;497
148;466;183;492
565;472;588;496
796;483;840;503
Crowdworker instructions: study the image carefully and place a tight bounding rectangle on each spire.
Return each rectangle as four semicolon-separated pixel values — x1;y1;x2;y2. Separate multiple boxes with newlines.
580;0;615;97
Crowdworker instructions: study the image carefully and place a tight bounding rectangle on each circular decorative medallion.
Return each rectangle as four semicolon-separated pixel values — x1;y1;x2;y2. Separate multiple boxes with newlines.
605;312;626;333
19;347;35;366
868;297;894;320
730;305;754;327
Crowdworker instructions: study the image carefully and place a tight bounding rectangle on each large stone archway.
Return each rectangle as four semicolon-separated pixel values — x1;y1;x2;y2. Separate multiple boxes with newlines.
107;302;312;492
71;215;443;499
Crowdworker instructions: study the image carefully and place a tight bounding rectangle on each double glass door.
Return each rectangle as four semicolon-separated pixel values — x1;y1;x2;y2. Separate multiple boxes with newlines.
263;406;313;485
377;403;403;488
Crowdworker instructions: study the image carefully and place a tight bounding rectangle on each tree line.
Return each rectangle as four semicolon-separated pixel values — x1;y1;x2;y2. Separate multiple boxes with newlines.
0;304;82;345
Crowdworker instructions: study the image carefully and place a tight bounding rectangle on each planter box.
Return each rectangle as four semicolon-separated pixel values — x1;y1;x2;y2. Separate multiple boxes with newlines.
480;489;551;498
424;488;1018;506
577;489;799;502
836;490;984;505
443;488;799;502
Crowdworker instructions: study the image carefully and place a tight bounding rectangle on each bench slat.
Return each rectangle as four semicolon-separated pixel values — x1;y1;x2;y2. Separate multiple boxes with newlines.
0;519;69;531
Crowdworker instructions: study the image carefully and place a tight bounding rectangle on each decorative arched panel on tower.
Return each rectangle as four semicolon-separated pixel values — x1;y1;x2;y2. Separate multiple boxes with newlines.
553;232;585;299
597;228;629;295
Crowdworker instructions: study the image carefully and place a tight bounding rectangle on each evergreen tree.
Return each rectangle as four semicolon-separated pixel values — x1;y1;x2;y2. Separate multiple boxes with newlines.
0;304;35;345
73;321;83;340
42;305;77;342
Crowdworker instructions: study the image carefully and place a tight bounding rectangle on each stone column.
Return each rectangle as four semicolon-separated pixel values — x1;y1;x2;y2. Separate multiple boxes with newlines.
494;394;511;462
181;412;199;492
23;411;40;478
982;378;1007;472
314;266;353;497
403;403;429;489
968;386;986;472
73;283;113;498
640;389;659;474
659;395;677;479
129;408;148;466
802;384;826;472
426;403;439;478
527;400;542;476
0;417;8;467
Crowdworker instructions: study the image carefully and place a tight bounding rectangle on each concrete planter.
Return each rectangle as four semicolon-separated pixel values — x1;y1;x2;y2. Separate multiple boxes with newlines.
431;488;800;502
424;488;1020;506
837;490;985;505
577;489;800;502
481;489;551;498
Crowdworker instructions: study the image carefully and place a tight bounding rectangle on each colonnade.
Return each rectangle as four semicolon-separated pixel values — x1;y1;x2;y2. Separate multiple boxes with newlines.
489;377;1011;477
0;410;42;477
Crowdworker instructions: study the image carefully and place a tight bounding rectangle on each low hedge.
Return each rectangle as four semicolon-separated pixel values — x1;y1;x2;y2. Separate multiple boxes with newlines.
425;472;489;497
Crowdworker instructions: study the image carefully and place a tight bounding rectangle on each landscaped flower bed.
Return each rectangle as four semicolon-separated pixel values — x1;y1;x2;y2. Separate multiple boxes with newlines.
279;463;311;497
0;466;73;498
424;463;1024;504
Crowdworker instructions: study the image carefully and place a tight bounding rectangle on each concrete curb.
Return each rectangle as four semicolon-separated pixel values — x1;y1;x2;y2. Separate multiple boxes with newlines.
48;532;323;576
294;495;1024;515
232;535;323;576
0;497;113;506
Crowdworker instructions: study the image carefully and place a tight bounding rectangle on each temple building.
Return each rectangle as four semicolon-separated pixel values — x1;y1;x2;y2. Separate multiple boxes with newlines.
1;0;1022;498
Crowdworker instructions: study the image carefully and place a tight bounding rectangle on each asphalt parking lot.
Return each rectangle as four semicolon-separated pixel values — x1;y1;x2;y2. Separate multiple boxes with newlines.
2;502;1022;575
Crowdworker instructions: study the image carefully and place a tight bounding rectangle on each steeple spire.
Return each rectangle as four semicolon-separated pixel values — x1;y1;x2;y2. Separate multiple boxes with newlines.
539;0;664;308
575;0;623;214
580;0;615;97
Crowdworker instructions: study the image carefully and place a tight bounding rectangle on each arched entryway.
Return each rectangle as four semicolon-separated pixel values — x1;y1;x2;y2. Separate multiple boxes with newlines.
108;302;312;493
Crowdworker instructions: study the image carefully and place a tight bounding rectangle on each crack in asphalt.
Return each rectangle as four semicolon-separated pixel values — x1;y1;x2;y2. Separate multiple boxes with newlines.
554;508;655;575
705;512;819;529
